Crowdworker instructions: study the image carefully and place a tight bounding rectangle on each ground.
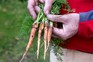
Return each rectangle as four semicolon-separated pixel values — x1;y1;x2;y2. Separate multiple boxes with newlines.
0;0;49;62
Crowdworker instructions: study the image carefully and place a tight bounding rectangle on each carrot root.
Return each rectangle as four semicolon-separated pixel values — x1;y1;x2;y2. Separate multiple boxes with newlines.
19;23;38;62
44;23;48;60
37;22;44;59
46;26;52;52
19;50;27;62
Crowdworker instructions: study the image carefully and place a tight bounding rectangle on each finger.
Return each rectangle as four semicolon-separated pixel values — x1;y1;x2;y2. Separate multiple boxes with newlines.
53;27;67;40
34;0;38;5
28;6;36;20
27;0;36;19
47;14;67;23
39;0;44;3
44;0;53;14
28;0;35;6
53;27;63;37
35;6;40;13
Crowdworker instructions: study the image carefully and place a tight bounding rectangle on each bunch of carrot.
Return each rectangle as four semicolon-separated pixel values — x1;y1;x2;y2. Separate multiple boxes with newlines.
19;0;66;62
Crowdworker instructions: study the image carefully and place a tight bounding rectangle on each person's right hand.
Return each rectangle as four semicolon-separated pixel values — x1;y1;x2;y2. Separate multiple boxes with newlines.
27;0;53;20
47;13;80;40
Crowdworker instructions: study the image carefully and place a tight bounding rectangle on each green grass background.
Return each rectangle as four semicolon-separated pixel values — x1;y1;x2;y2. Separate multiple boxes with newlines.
0;0;49;62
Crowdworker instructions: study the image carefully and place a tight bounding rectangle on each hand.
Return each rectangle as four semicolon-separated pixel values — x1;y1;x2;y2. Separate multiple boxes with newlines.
47;13;80;40
27;0;53;20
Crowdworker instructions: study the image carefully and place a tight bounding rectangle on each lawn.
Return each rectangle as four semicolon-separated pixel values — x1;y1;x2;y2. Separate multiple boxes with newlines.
0;0;49;62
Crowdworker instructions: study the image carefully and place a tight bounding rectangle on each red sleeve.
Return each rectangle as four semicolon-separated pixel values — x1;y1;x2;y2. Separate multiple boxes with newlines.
78;20;93;38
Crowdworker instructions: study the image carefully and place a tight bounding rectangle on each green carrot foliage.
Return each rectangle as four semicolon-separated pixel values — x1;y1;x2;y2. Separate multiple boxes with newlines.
19;0;70;61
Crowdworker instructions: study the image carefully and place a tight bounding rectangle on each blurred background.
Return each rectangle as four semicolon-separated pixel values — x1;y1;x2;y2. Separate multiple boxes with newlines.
0;0;49;62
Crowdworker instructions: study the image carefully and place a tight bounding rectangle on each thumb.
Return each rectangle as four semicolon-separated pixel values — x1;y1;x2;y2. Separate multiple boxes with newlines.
47;14;67;23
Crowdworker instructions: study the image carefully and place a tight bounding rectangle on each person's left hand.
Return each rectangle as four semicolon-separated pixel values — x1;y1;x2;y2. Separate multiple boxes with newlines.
27;0;53;20
47;13;80;40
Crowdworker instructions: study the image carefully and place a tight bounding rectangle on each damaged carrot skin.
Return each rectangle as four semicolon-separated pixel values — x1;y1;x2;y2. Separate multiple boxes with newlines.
37;22;44;59
44;21;48;60
19;23;38;62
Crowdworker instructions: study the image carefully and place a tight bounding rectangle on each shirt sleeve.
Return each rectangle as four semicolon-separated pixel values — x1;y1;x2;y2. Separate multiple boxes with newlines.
80;10;93;22
78;10;93;38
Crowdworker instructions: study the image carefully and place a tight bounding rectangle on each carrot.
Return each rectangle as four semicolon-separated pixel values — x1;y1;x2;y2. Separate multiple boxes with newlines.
19;23;38;62
37;22;44;59
47;27;52;46
44;21;48;60
47;22;53;51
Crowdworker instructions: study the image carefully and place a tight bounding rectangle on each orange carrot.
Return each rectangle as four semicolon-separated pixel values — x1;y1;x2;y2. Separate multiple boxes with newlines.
47;27;52;46
47;22;53;51
19;23;38;62
44;22;48;60
37;22;44;59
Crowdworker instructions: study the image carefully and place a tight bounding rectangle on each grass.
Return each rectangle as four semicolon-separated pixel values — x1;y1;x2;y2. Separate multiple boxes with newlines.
0;0;49;62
